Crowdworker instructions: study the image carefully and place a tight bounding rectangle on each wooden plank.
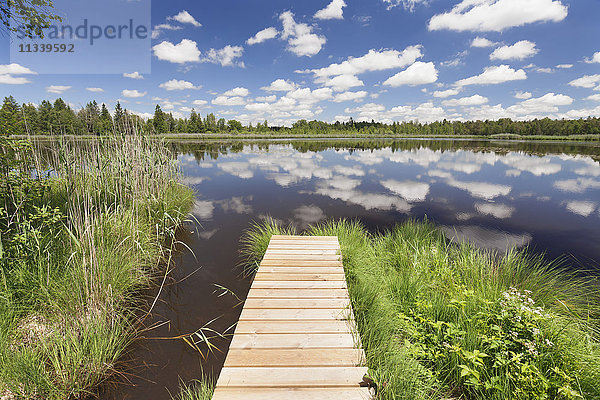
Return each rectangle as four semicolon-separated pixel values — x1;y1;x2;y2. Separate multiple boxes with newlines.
229;333;356;349
267;244;341;249
244;298;350;309
260;259;342;266
212;388;370;400
262;254;342;261
216;366;368;388
246;288;349;299
250;281;347;289
224;348;364;367
239;308;350;321
254;273;346;281
258;266;343;273
266;249;340;255
234;320;354;334
271;235;338;240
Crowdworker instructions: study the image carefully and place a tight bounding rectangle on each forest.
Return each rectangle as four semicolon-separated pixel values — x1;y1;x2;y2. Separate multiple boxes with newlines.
1;95;600;137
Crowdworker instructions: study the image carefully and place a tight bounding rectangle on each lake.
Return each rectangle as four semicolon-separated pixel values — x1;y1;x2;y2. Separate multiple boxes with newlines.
106;138;600;399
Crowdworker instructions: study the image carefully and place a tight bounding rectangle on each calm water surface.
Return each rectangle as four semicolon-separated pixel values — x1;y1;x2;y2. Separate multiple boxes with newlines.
108;139;600;399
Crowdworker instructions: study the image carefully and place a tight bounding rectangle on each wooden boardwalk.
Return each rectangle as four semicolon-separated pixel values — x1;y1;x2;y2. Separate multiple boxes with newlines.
212;235;370;399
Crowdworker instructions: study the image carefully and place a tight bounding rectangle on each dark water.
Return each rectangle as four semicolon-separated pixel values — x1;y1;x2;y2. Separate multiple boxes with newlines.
106;138;600;399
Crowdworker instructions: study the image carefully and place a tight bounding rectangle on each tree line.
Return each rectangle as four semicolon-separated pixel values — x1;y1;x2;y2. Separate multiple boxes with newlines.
1;96;600;137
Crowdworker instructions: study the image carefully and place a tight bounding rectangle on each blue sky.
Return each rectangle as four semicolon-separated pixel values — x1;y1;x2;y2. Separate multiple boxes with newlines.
1;0;600;126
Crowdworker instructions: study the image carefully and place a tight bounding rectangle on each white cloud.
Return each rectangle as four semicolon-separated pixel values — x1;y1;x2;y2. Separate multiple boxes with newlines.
586;94;600;101
46;85;71;94
382;0;428;12
428;0;568;32
565;201;596;217
383;61;438;87
287;87;333;104
153;39;201;64
471;37;496;48
202;45;244;67
554;177;600;193
280;11;326;57
514;91;532;99
555;64;573;69
475;202;515;219
314;0;347;20
323;74;364;91
247;27;278;45
305;46;423;78
86;87;104;92
255;95;277;103
490;40;539;60
121;89;146;98
333;91;368;103
192;99;208;106
447;178;511;199
261;79;298;92
151;23;182;39
168;10;201;27
0;63;36;75
433;88;461;98
499;152;561;176
192;200;214;219
585;52;600;64
224;87;250;97
381;179;430;202
0;75;31;84
123;71;143;79
159;79;201;91
293;205;326;228
443;94;488;106
212;96;247;106
507;92;573;114
456;65;527;86
569;75;600;89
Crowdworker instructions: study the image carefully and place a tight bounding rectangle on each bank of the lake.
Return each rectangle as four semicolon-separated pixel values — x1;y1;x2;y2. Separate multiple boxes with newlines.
243;219;600;400
0;137;194;399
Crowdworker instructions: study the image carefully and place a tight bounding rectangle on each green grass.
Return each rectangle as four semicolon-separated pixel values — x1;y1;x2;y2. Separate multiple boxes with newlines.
171;378;215;400
0;136;194;399
242;218;600;400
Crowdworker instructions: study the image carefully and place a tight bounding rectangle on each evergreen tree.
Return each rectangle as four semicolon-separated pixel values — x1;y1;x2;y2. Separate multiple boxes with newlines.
0;96;24;135
114;102;125;133
153;105;166;133
99;103;113;135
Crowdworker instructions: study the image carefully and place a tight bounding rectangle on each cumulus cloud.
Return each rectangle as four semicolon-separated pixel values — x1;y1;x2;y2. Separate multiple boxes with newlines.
192;99;208;106
455;65;527;86
153;39;201;64
159;79;201;91
0;64;36;85
507;92;573;114
490;40;539;60
151;23;182;39
323;74;365;91
123;71;143;79
224;87;250;97
585;52;600;64
428;0;568;32
433;88;461;98
443;94;488;106
382;0;428;12
383;61;438;87
514;91;532;99
555;64;573;69
564;201;596;217
121;89;146;98
261;79;298;92
381;179;430;202
86;87;104;92
305;46;423;79
471;37;497;48
168;10;201;27
314;0;347;20
569;75;600;89
247;27;279;45
280;11;326;57
333;91;368;102
212;96;247;106
202;45;244;67
475;202;515;219
46;85;71;94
